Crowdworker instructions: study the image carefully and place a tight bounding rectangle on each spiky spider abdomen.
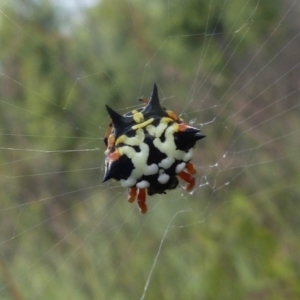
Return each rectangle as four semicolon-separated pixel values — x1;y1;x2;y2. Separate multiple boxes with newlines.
103;84;205;213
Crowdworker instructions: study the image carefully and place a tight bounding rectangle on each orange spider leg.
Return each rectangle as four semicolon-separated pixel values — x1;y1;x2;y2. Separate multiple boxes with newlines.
107;133;115;149
138;97;148;104
166;110;179;121
127;187;137;203
103;122;113;146
137;189;147;214
178;170;196;192
186;162;196;175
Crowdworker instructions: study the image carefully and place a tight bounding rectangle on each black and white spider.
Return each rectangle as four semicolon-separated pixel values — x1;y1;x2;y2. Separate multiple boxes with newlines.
103;84;205;213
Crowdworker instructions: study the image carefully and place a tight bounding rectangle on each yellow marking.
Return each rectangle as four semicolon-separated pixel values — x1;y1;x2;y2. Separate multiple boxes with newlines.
115;135;126;145
133;111;144;123
136;128;145;140
153;125;187;161
161;117;174;123
173;123;179;132
146;124;155;135
118;147;124;155
132;118;154;130
123;132;144;146
154;117;173;137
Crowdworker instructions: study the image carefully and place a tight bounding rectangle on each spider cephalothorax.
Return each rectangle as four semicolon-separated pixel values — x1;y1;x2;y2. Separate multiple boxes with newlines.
103;84;205;213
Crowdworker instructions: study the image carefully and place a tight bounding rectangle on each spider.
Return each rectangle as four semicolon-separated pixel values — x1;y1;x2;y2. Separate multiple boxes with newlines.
103;84;205;213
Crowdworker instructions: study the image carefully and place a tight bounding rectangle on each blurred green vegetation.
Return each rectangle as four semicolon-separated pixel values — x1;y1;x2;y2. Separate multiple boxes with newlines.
1;0;300;299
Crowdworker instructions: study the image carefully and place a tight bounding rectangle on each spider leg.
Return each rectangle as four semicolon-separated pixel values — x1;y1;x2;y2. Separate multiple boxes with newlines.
137;189;147;214
166;110;179;121
127;188;147;213
103;121;113;147
177;170;196;192
138;97;148;104
127;187;137;203
186;162;196;175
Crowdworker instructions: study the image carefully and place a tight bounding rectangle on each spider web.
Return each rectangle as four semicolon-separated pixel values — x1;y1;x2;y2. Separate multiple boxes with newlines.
1;0;300;299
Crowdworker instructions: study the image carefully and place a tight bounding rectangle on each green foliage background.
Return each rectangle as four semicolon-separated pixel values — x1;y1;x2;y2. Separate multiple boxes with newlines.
1;0;300;299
